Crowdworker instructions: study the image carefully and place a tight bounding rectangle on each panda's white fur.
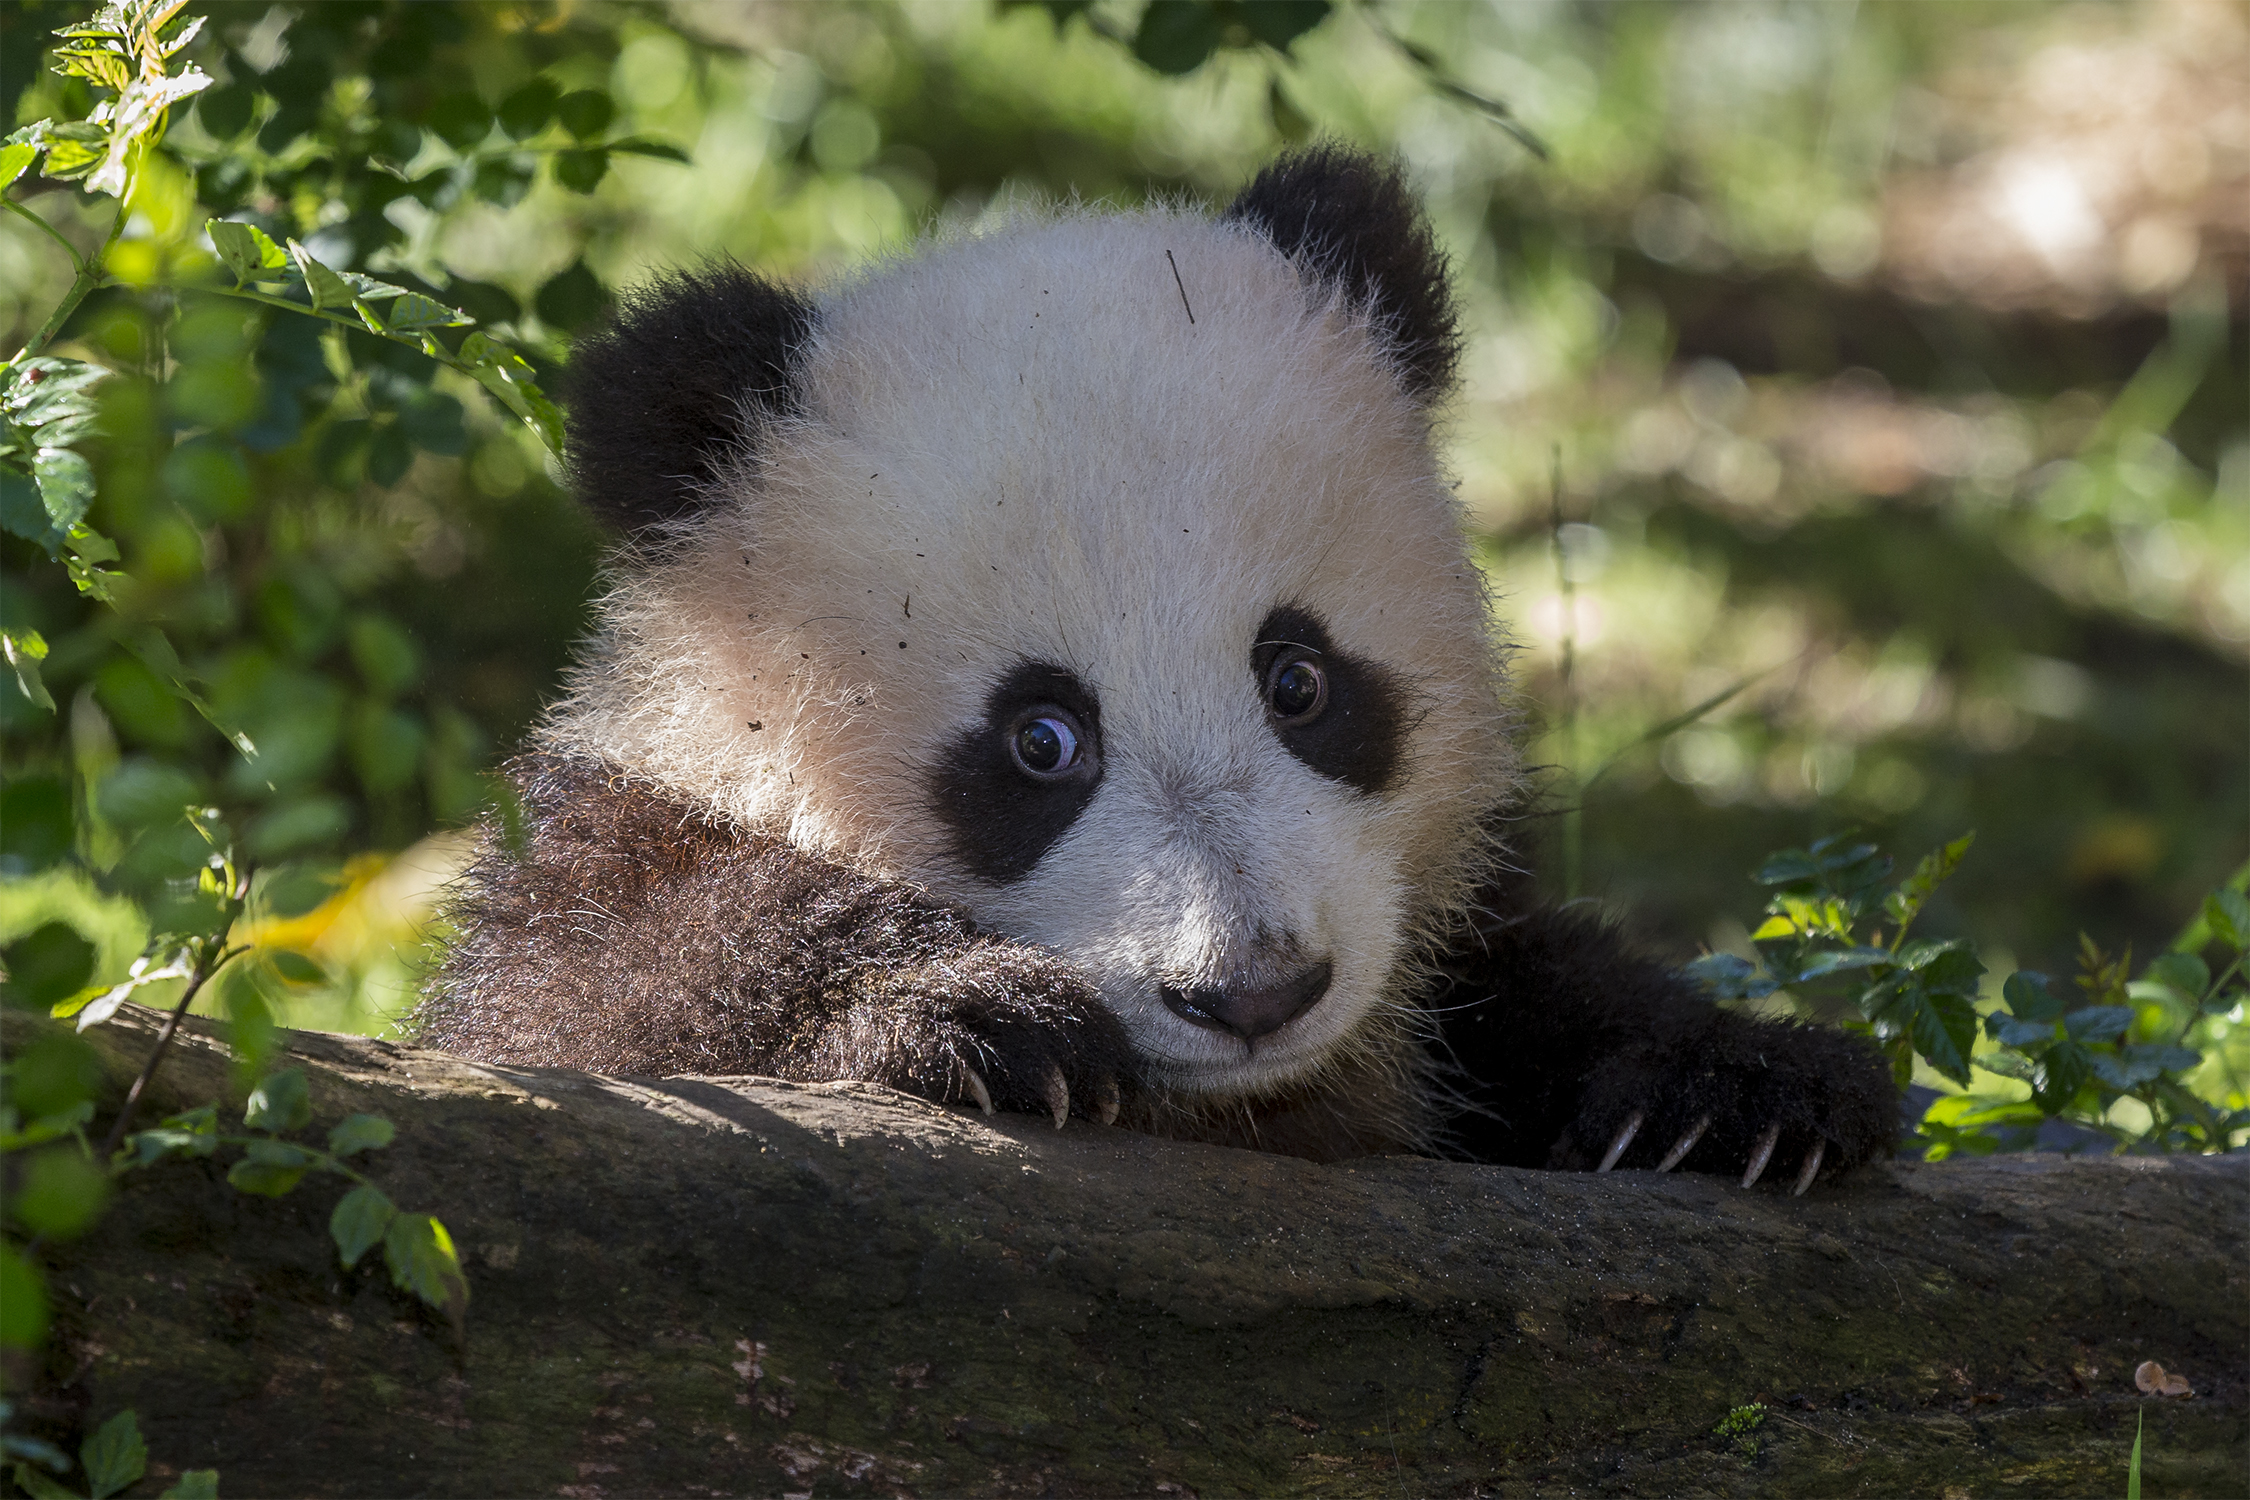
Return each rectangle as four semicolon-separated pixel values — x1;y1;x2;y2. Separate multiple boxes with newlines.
543;206;1515;1102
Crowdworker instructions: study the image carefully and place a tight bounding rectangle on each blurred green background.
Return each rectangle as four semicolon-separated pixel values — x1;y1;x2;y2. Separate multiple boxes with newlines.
3;0;2244;1062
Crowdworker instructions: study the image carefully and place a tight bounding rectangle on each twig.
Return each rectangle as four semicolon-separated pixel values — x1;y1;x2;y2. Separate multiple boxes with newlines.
13;200;128;364
95;943;245;1163
3;198;89;275
1551;448;1579;901
1165;249;1195;325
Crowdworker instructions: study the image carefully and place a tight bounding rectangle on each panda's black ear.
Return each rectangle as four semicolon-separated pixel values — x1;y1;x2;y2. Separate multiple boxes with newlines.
561;264;816;534
1221;146;1460;404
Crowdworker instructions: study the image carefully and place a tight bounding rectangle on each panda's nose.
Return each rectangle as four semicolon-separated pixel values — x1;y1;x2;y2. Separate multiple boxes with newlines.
1160;961;1333;1040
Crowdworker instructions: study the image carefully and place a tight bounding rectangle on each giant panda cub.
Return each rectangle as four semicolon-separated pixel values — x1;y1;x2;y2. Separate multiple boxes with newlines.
422;147;1895;1188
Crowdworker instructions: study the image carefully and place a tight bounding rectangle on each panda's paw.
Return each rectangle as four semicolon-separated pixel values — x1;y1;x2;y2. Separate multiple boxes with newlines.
1552;1021;1895;1192
898;941;1135;1130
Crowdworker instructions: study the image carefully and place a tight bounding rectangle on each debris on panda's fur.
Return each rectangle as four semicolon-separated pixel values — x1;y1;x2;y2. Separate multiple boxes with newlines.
419;146;1897;1186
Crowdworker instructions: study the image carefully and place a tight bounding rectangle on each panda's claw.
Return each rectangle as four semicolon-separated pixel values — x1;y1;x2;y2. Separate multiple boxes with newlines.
1091;1073;1121;1127
1596;1109;1643;1172
1040;1064;1070;1129
1655;1114;1710;1172
1791;1138;1825;1197
1740;1119;1782;1188
964;1066;995;1116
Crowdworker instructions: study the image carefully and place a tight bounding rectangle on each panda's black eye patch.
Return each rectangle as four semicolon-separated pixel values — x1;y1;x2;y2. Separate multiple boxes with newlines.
931;662;1103;885
1252;605;1405;796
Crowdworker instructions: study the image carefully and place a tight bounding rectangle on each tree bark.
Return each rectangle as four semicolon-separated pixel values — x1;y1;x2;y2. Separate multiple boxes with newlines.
21;1006;2246;1498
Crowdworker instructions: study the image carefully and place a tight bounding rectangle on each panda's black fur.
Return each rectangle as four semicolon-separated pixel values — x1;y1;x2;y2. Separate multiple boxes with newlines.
421;147;1896;1185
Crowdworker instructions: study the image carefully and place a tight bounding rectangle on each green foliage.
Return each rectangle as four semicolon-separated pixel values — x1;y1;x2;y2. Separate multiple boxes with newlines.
2;1404;216;1499
1691;836;2249;1156
1712;1403;1765;1463
2127;1408;2142;1500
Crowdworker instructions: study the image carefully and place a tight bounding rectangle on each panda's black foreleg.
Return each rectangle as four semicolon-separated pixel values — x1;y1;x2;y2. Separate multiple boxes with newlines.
1425;900;1896;1189
418;753;1137;1127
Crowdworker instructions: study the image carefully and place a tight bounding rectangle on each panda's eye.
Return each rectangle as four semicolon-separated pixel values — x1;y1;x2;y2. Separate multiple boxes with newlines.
1265;654;1327;725
1009;713;1082;778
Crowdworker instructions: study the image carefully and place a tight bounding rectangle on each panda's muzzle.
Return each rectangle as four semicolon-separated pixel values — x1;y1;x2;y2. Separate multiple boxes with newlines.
1159;961;1333;1041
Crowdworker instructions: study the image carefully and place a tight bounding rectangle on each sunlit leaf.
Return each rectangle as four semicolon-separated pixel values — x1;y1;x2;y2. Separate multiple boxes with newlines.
2205;888;2250;952
0;141;38;192
207;218;288;280
286;240;356;311
62;950;193;1030
31;447;94;532
1;628;56;713
384;1212;469;1332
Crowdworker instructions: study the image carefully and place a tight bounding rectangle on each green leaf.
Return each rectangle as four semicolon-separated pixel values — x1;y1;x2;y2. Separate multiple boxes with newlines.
10;1460;79;1500
330;1183;397;1267
1918;946;1986;999
286;240;356;312
2034;1039;2096;1110
265;949;326;986
7;1146;112;1239
206;219;288;280
552;147;608;194
2002;969;2066;1022
385;294;471;331
1909;988;1979;1086
1680;951;1775;1000
499;78;560;139
63;950;193;1031
0;1243;48;1350
116;625;258;758
81;1410;147;1500
2063;1005;2133;1043
1;628;56;713
0;141;37;192
2206;888;2250;951
1794;946;1893;980
0;921;92;1006
605;135;689;163
1133;0;1226;73
31;447;94;532
1883;830;1975;928
1237;0;1331;49
2142;953;2210;1004
244;1068;313;1132
160;1471;221;1500
1989;1012;2058;1050
555;89;615;140
1752;848;1820;886
327;1113;395;1158
226;1139;313;1197
384;1213;469;1331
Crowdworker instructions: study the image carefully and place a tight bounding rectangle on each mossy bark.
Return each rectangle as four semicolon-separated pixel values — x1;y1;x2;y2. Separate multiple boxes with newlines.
17;1007;2246;1498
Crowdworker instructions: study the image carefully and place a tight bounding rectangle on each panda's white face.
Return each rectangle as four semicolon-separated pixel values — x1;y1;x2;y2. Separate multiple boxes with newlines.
550;208;1516;1100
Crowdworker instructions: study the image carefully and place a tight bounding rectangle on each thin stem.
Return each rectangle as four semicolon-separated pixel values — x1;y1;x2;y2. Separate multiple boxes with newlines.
1552;448;1580;902
3;198;88;275
13;200;128;364
96;942;247;1162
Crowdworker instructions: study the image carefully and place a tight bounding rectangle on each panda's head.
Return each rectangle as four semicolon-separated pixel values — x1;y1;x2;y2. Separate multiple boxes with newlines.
550;148;1518;1103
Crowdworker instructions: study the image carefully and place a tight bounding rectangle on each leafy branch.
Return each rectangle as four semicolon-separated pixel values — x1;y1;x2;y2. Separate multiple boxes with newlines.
120;1068;469;1337
1689;835;2250;1155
